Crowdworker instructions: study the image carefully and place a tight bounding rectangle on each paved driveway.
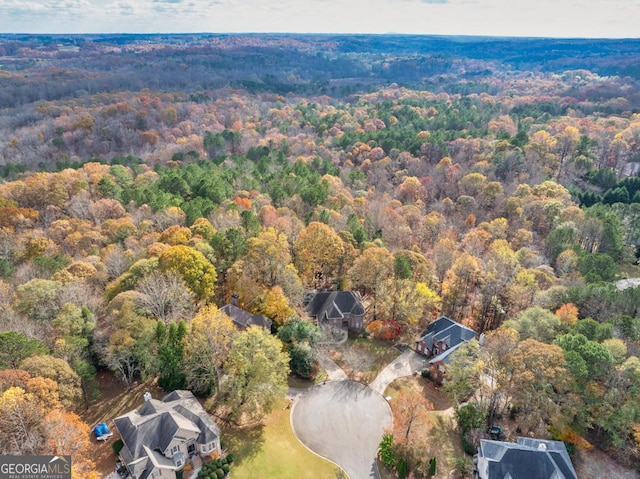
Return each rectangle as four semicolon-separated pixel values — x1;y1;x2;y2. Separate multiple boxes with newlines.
291;380;392;479
369;349;425;395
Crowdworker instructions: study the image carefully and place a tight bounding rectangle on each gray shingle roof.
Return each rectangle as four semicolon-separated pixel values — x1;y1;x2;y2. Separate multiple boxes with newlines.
306;291;365;320
220;303;273;330
478;437;577;479
113;390;220;476
418;316;476;361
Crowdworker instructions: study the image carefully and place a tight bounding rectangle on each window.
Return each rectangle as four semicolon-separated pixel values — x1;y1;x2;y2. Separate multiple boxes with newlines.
171;444;180;455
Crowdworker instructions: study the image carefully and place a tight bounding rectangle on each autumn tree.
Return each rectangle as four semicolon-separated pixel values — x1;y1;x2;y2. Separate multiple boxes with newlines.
508;339;577;434
182;305;237;396
347;246;394;319
222;326;289;423
14;278;63;322
260;285;296;327
103;300;157;388
377;279;441;335
20;355;82;408
0;387;44;454
42;410;98;479
158;245;217;302
394;389;432;442
293;222;345;288
244;227;293;287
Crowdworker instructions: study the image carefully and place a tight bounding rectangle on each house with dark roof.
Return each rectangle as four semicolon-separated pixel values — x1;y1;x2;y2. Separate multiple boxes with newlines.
416;316;477;383
474;437;578;479
305;291;365;332
221;295;272;331
113;390;221;479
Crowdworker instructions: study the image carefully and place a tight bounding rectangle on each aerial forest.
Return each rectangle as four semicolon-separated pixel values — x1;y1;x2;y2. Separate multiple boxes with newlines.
1;34;640;475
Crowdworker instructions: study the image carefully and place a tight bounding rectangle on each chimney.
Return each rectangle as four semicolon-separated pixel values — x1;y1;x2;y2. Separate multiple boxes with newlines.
231;294;239;306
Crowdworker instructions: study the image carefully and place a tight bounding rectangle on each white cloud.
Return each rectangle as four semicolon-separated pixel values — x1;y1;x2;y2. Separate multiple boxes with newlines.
0;0;637;37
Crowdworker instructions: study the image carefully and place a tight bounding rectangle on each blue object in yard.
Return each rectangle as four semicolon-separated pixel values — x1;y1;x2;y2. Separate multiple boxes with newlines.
94;422;110;437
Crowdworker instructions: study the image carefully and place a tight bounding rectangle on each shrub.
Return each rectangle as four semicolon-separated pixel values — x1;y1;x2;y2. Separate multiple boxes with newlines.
215;469;224;479
428;457;437;477
221;464;230;474
225;454;234;463
378;433;396;469
455;402;487;434
112;439;124;455
366;319;403;341
397;457;408;479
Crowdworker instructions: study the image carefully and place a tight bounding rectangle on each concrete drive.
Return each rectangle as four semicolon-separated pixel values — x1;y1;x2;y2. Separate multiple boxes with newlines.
317;351;348;381
291;380;392;479
369;349;426;395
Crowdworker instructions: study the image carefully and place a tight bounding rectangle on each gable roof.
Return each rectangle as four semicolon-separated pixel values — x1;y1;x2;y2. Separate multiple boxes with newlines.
418;316;476;363
137;446;179;479
114;390;220;474
220;303;272;330
478;437;577;479
306;291;365;320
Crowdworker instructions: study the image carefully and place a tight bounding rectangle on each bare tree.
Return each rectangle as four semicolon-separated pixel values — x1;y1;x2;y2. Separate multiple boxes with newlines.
135;271;194;323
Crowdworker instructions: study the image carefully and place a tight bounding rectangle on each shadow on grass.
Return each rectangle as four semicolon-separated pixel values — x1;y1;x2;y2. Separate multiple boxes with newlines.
222;423;266;467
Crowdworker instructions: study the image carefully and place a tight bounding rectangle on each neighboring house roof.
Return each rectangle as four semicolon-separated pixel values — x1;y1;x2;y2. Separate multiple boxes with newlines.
220;303;273;330
478;437;578;479
306;291;365;321
417;316;476;363
114;390;221;477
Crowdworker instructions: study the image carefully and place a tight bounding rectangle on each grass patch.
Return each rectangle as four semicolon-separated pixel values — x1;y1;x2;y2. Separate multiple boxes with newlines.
223;399;343;479
329;337;399;383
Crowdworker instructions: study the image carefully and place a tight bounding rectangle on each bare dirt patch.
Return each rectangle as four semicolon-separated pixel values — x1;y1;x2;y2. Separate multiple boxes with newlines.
574;448;640;479
80;371;165;477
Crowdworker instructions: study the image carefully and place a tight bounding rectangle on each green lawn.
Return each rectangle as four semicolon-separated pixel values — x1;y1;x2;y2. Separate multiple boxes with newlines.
222;400;344;479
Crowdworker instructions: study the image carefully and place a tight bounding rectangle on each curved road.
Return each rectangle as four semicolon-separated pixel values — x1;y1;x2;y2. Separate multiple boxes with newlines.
290;349;423;478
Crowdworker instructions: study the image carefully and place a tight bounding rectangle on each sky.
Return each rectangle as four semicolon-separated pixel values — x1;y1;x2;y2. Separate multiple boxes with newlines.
0;0;639;38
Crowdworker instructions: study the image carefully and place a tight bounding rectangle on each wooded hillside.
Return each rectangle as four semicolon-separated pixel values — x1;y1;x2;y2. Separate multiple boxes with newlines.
1;34;640;474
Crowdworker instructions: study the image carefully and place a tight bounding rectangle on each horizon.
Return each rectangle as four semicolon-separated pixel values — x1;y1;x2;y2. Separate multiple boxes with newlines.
2;32;640;41
1;0;638;40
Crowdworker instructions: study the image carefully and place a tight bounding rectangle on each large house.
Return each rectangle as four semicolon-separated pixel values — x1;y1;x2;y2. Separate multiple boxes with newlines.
305;291;365;332
221;295;273;331
474;437;578;479
113;390;221;479
416;316;477;383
